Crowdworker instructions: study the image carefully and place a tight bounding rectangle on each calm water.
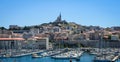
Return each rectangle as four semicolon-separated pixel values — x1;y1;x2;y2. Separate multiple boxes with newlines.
0;53;120;62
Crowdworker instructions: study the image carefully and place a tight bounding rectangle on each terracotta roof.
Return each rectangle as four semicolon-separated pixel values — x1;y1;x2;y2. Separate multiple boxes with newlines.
0;38;25;41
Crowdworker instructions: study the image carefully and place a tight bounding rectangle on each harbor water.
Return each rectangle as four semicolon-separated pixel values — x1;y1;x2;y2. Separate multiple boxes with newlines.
0;53;120;62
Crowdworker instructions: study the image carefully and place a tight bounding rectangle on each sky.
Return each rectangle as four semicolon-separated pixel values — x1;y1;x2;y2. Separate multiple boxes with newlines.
0;0;120;28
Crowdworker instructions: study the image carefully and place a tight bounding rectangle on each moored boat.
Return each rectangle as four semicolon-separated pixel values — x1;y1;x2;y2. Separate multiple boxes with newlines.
32;54;42;58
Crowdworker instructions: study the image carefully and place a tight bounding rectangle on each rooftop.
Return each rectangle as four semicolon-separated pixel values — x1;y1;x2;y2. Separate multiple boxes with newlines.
0;38;25;41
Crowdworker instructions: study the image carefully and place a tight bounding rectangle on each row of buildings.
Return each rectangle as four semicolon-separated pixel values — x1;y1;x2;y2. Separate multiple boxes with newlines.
0;14;120;49
0;29;50;50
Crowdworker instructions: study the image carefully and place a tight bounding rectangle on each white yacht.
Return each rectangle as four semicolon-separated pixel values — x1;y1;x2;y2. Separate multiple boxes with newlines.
32;53;42;58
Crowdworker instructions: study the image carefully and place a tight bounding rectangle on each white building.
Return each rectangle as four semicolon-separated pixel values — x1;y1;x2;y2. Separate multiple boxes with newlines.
0;38;25;49
53;26;61;33
36;37;49;49
9;25;20;29
111;35;119;40
30;28;40;35
27;37;50;50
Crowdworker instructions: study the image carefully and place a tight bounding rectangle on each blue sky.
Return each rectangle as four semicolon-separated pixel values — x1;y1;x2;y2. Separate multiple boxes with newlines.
0;0;120;28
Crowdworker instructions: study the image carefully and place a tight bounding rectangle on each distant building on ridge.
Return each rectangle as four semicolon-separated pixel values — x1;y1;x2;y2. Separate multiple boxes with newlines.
55;13;62;22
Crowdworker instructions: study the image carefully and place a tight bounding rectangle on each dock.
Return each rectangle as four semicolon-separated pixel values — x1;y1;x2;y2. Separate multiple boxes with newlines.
112;55;119;62
0;49;44;58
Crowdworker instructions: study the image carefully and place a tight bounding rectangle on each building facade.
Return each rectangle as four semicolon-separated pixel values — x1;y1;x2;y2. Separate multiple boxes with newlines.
0;38;24;49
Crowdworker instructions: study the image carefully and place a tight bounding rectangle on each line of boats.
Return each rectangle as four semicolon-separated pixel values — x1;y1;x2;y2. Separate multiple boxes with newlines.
90;48;120;62
32;49;65;58
51;50;83;59
0;48;120;62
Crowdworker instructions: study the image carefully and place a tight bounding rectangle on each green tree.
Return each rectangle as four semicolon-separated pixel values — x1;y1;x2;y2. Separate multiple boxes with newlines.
23;26;30;30
0;27;6;30
108;35;111;39
77;43;81;48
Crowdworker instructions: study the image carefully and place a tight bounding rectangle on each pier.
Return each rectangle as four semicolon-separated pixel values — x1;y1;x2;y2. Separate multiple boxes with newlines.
0;49;44;58
112;55;119;62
